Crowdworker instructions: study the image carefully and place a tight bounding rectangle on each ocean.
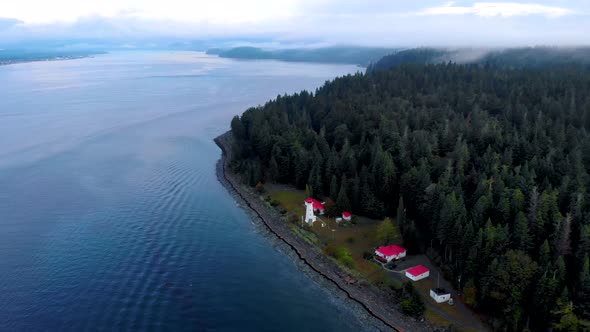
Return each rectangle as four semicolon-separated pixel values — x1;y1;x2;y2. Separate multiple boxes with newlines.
0;51;364;331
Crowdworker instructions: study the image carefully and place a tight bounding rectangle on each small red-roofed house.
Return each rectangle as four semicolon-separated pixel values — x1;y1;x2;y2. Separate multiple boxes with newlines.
405;265;430;281
342;211;352;221
374;244;407;263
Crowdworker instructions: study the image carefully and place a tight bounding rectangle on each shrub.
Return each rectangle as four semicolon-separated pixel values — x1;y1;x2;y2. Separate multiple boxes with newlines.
323;198;337;217
325;243;339;257
255;182;265;193
287;213;299;224
270;200;280;207
339;254;355;268
325;244;355;269
399;282;425;317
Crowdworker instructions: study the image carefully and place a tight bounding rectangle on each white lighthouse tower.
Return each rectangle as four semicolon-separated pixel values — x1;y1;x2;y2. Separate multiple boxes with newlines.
304;200;317;225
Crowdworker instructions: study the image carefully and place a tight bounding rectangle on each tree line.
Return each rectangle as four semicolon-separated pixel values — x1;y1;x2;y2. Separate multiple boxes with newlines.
368;47;590;73
229;62;590;330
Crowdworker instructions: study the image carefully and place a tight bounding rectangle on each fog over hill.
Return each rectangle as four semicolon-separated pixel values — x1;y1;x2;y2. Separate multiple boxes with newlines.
369;47;590;71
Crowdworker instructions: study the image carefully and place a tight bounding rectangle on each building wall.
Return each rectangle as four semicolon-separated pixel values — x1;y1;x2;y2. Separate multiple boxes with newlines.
406;271;429;281
375;250;407;263
429;290;451;303
305;202;316;225
374;252;393;262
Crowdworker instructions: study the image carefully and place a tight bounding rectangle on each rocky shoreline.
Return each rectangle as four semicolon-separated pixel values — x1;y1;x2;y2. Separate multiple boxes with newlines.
215;131;440;332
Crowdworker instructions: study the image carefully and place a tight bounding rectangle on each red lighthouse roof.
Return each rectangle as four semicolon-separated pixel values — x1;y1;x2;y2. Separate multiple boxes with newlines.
305;197;324;211
342;211;352;218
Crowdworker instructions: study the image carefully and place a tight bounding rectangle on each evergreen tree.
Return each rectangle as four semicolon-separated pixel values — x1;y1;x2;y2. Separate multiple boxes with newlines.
231;115;246;140
269;156;279;182
512;212;532;252
305;184;313;199
400;282;425;317
576;255;590;319
488;250;537;330
336;176;351;213
552;296;587;332
397;196;406;234
376;217;399;245
329;175;339;199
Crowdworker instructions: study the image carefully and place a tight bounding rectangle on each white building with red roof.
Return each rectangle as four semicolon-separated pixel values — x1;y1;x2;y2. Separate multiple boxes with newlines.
374;244;407;263
342;211;352;221
405;265;430;281
304;198;325;225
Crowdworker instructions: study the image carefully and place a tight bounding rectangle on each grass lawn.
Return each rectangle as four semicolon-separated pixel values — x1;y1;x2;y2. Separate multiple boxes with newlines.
268;189;306;217
312;217;383;275
425;309;453;328
265;185;466;329
425;307;480;332
266;186;397;281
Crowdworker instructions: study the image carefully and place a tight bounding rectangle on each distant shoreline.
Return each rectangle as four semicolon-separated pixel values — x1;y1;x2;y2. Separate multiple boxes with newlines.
206;46;396;67
214;131;435;332
0;53;105;67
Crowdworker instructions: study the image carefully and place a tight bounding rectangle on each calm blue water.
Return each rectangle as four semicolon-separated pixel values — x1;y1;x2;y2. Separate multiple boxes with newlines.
0;52;364;331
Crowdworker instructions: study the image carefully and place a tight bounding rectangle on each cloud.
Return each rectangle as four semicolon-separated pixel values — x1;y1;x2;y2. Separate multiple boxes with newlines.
0;1;588;47
418;2;574;18
0;0;300;25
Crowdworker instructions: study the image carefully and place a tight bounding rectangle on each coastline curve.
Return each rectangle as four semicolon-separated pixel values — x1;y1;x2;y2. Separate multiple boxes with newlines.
215;131;435;332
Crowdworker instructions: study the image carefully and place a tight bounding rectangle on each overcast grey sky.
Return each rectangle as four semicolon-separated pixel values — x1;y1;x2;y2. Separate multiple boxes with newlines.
0;0;589;46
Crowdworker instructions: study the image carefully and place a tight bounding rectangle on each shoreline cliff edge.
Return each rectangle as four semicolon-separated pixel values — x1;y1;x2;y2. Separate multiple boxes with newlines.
214;130;442;332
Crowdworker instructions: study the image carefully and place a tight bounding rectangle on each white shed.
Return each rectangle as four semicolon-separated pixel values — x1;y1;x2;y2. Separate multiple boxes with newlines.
430;288;451;303
405;265;430;281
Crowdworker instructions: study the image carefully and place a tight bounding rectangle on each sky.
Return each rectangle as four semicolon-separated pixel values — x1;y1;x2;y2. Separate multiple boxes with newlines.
0;0;589;47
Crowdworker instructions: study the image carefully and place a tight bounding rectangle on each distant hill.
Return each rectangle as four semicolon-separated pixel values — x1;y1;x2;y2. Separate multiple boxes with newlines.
206;46;398;66
369;47;590;72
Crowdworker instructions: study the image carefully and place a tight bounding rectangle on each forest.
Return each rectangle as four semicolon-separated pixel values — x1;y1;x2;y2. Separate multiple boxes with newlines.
369;47;590;72
229;60;590;330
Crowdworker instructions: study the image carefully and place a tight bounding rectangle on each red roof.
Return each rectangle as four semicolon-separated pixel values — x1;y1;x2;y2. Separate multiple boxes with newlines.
375;244;406;257
406;265;429;277
342;211;352;218
305;198;324;211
